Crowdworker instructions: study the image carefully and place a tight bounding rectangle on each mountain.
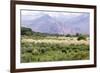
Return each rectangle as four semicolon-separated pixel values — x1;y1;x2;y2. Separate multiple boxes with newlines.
22;14;69;35
21;12;89;35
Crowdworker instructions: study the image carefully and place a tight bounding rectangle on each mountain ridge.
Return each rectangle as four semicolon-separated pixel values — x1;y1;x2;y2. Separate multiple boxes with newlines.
21;13;89;35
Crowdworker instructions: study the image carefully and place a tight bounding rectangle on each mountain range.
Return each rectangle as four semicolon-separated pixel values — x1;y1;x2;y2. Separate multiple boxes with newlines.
21;11;90;35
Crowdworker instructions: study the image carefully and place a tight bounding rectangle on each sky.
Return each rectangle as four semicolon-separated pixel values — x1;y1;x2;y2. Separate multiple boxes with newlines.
21;10;86;22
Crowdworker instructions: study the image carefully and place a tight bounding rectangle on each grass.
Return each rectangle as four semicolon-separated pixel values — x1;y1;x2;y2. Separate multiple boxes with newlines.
21;36;89;63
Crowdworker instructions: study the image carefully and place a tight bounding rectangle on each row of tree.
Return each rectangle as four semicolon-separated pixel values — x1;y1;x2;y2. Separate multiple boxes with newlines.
21;27;88;39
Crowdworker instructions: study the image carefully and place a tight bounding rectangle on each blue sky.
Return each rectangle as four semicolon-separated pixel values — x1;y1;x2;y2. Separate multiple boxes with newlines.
21;10;90;35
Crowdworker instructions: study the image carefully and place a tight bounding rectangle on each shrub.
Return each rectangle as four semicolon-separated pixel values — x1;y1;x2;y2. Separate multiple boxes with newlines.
32;49;40;55
21;40;89;62
21;27;33;36
65;34;71;37
77;35;86;41
21;53;33;62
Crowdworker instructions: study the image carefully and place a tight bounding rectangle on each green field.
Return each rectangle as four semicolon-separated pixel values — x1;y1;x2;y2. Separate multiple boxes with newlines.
21;27;90;63
21;36;89;63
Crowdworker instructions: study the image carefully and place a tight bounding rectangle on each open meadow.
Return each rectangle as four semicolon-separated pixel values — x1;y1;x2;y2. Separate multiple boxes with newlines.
21;35;90;63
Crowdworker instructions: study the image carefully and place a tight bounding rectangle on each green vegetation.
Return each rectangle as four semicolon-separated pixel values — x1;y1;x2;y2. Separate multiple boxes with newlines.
21;27;33;36
65;34;72;37
21;42;89;62
21;27;90;63
77;35;87;41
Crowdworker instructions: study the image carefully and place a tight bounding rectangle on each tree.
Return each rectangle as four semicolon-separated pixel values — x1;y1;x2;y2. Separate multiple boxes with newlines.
76;33;80;37
77;35;86;41
66;34;71;37
21;27;33;36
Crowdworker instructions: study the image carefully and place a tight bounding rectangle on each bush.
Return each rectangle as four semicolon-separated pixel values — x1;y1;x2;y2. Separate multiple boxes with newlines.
77;35;86;41
21;53;33;62
21;41;89;62
21;27;33;36
65;34;71;37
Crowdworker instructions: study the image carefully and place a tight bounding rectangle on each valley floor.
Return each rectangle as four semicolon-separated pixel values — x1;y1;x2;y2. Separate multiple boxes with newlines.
21;36;90;63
